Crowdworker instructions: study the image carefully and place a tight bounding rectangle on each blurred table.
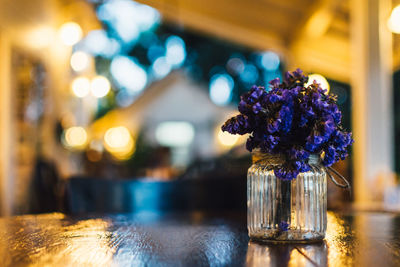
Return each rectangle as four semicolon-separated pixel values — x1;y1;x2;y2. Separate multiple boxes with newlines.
0;211;399;266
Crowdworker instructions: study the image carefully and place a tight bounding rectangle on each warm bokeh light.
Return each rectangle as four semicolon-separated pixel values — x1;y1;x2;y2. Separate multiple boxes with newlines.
388;5;400;34
71;76;91;98
59;22;83;46
70;51;90;72
306;73;330;93
104;126;135;160
217;129;239;147
90;76;111;98
63;126;88;149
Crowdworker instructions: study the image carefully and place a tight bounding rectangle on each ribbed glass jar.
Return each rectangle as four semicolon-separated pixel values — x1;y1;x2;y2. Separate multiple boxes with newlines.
247;152;327;242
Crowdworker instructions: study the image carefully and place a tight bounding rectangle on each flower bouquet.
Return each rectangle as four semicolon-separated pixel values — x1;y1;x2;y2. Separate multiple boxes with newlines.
222;69;353;242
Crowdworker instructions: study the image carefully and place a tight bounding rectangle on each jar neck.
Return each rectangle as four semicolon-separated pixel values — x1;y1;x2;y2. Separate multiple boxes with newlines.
251;150;321;165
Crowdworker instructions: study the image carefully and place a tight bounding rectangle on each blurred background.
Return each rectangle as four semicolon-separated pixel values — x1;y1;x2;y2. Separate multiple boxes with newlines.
0;0;399;216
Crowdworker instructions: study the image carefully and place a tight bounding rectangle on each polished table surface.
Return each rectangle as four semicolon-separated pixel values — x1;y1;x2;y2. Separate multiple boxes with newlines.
0;211;400;266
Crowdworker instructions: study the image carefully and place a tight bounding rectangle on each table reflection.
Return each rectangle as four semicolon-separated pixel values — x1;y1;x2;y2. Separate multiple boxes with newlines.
1;211;400;266
246;212;354;267
246;241;327;267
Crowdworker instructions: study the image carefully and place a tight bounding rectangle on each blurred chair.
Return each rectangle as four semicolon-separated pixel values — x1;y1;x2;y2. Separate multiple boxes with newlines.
65;176;246;214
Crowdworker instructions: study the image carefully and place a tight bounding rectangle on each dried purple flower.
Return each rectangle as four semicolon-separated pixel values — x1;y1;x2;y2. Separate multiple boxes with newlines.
221;69;353;180
278;221;290;232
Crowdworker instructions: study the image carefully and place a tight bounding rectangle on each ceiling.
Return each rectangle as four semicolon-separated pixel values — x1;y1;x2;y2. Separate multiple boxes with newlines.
0;0;100;54
135;0;400;83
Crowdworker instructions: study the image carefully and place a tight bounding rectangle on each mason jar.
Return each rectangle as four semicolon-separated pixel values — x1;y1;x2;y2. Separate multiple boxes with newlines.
247;152;327;242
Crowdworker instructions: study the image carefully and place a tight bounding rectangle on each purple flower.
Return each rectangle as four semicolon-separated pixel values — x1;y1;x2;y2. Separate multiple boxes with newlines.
274;163;299;180
252;102;263;114
221;69;353;180
288;146;310;161
278;221;290;231
322;146;337;166
221;114;251;135
246;135;258;152
305;135;324;152
260;135;280;152
269;78;281;89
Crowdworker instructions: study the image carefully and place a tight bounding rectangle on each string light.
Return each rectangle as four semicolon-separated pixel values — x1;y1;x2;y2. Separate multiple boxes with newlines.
104;126;135;160
91;76;111;98
59;22;83;46
306;73;330;93
71;76;90;98
217;129;239;147
63;126;88;149
388;5;400;34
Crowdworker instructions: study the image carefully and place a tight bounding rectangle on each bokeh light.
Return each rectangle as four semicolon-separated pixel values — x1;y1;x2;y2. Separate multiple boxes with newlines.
116;90;135;107
217;129;239;147
165;35;186;67
388;5;400;34
152;57;171;79
209;74;234;106
71;51;90;72
58;22;83;46
104;126;135;160
81;30;120;57
155;122;195;147
91;76;111;98
226;57;245;75
306;73;330;93
260;51;280;71
63;126;88;149
71;76;91;98
110;56;147;93
240;64;259;84
97;0;160;44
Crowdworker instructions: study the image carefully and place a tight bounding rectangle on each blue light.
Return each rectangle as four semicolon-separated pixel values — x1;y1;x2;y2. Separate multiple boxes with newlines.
152;57;171;79
110;56;147;93
116;89;136;107
97;0;160;44
260;51;280;71
80;30;120;57
226;57;245;75
209;74;234;106
165;36;186;67
240;64;259;84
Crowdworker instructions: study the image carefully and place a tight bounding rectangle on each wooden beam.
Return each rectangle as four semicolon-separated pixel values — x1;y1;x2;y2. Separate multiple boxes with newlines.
136;0;288;54
0;32;14;216
350;0;394;203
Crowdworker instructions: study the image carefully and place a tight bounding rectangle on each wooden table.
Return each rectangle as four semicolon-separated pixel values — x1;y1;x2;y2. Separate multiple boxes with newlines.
0;211;399;266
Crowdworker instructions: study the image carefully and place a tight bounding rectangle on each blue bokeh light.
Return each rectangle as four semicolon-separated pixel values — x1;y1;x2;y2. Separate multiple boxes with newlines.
152;57;171;79
80;30;120;57
110;56;148;93
165;36;186;67
209;74;234;106
97;0;160;44
260;51;280;71
239;64;259;84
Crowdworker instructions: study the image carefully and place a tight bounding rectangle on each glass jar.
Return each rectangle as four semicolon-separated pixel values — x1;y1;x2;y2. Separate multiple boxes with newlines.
247;152;327;242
